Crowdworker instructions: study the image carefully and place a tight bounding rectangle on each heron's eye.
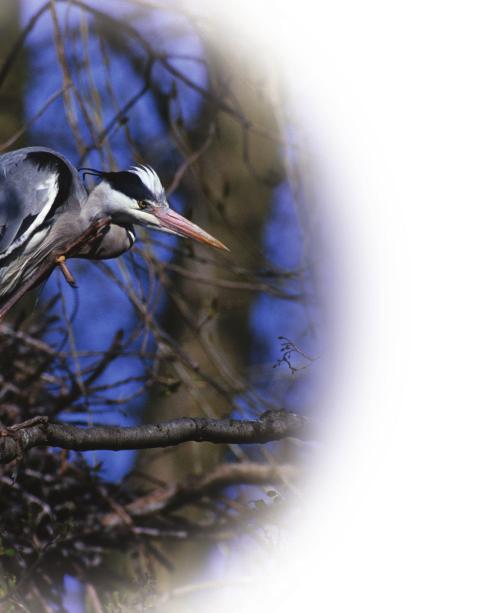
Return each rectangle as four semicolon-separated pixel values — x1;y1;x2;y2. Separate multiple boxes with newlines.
137;200;147;210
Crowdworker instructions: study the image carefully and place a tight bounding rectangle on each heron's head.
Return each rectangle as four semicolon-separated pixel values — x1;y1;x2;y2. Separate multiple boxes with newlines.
81;165;228;251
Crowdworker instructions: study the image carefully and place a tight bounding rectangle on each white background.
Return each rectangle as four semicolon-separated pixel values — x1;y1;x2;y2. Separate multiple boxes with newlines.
195;1;495;610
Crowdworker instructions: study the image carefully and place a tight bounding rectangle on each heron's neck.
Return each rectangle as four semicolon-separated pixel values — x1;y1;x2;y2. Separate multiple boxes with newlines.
81;183;116;224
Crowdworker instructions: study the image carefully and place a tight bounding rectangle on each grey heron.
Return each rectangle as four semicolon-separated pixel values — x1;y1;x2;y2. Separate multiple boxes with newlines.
0;146;227;307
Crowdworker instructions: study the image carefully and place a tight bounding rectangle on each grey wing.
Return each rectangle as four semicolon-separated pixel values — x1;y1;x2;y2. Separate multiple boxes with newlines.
0;147;86;260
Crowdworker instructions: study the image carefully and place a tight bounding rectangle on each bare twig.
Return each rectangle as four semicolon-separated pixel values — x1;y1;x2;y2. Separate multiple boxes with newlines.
49;0;87;154
0;2;51;90
0;86;71;152
103;462;298;528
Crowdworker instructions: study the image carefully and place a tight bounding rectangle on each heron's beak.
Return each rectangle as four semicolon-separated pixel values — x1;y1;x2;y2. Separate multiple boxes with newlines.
151;207;229;251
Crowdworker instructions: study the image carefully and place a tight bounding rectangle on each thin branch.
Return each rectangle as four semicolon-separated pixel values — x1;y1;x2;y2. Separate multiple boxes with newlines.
0;2;51;90
0;410;310;464
103;462;298;528
0;86;71;153
50;0;87;154
61;0;293;147
167;123;215;196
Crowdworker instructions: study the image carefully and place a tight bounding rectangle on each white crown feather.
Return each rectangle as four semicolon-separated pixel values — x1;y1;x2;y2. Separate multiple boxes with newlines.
129;165;164;200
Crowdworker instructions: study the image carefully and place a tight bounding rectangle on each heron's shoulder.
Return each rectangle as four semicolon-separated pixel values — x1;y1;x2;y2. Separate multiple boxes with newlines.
0;146;75;174
0;147;86;197
0;148;86;260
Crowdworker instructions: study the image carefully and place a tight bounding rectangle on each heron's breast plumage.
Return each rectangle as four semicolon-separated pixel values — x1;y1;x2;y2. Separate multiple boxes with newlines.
76;223;135;260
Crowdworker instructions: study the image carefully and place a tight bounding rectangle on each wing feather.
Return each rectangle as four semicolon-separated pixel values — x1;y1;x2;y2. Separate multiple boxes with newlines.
0;148;83;260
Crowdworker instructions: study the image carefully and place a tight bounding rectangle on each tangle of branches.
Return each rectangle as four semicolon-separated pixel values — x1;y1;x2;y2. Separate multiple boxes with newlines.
0;0;318;609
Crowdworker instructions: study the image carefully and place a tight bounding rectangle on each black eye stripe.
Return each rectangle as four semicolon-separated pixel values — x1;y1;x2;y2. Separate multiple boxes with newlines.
102;171;155;201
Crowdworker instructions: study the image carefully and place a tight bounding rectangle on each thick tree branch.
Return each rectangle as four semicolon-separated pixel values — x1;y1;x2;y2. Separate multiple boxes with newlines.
0;410;310;464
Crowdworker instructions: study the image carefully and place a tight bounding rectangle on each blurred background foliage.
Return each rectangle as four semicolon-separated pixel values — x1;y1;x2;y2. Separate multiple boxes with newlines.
0;0;322;610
